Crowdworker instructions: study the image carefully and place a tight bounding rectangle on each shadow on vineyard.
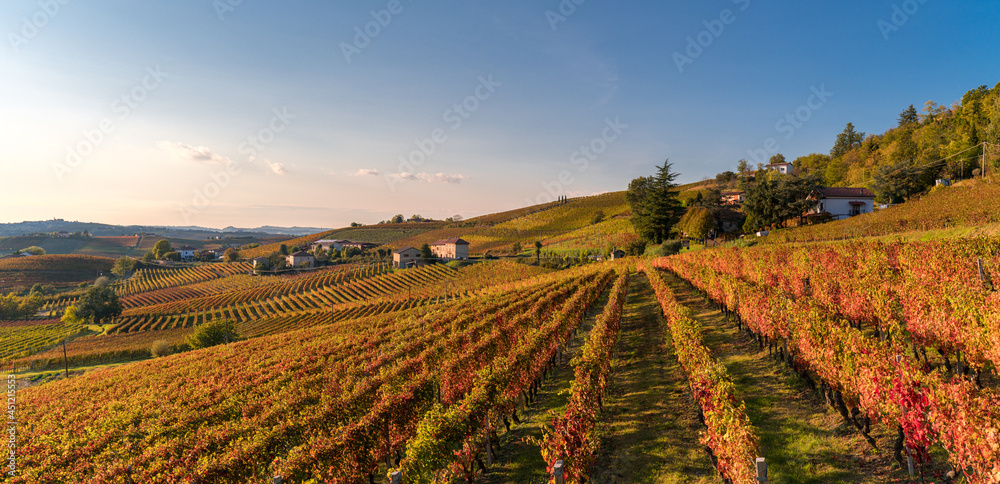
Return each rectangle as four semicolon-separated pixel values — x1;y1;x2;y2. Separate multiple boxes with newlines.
479;290;602;484
664;273;956;484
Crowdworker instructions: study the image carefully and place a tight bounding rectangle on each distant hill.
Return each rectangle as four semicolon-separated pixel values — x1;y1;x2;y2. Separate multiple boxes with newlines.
243;192;637;258
0;220;326;238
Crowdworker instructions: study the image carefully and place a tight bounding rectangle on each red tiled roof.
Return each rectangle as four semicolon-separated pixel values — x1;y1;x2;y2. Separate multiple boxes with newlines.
289;251;313;257
393;247;420;254
815;187;875;198
431;238;469;246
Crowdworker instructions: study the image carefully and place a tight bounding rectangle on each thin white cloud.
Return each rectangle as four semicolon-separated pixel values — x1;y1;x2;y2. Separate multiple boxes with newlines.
388;172;467;184
352;168;380;176
157;141;233;166
264;159;286;175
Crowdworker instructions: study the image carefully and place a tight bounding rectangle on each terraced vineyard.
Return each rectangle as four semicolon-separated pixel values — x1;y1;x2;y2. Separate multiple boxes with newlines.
113;262;252;296
0;318;87;363
108;263;456;333
11;264;616;483
11;327;193;371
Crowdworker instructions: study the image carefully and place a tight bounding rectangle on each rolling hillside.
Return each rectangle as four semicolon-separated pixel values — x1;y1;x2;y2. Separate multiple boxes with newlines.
0;254;114;292
767;178;1000;243
243;192;636;258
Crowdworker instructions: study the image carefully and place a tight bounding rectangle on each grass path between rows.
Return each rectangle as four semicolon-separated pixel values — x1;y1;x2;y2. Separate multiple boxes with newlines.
662;271;906;484
588;272;716;483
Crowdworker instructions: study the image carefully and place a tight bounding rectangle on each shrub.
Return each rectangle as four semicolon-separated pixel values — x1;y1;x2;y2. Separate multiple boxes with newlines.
626;240;648;256
184;320;240;350
150;340;175;358
658;240;683;256
18;246;46;255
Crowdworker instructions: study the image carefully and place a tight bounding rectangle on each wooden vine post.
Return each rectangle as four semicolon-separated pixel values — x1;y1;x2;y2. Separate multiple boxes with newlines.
62;337;70;378
895;354;915;478
552;460;565;484
755;457;767;483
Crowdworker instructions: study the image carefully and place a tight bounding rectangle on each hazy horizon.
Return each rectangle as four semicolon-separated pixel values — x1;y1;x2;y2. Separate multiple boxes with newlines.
2;1;997;227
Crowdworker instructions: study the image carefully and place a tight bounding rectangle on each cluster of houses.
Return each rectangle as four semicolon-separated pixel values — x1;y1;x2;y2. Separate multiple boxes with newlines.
718;161;876;221
249;239;383;271
309;239;378;253
392;238;470;269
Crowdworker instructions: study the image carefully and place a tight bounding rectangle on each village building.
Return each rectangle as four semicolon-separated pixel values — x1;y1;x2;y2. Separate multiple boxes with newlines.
430;238;469;261
340;241;378;252
721;190;745;205
310;239;350;252
393;247;422;269
806;187;876;220
765;162;793;174
285;250;315;268
178;246;197;262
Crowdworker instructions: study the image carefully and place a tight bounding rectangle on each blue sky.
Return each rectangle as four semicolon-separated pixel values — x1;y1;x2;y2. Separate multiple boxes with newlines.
1;0;997;228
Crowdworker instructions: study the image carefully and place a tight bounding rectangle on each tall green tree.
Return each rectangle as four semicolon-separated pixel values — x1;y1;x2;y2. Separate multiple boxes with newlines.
736;158;751;176
534;241;542;263
420;243;433;263
870;161;924;203
742;173;822;231
111;257;135;278
73;285;123;325
830;122;866;159
680;207;717;239
898;104;918;127
152;239;172;259
626;160;683;244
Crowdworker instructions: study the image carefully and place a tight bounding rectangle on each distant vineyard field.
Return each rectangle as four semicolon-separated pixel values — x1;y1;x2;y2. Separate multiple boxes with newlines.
0;319;87;363
394;191;630;253
11;327;194;371
0;255;114;292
